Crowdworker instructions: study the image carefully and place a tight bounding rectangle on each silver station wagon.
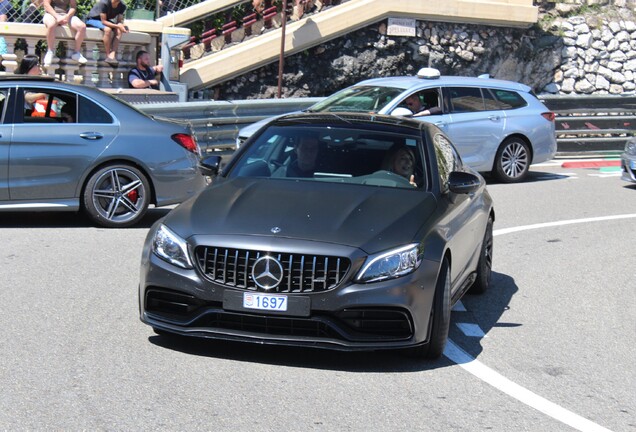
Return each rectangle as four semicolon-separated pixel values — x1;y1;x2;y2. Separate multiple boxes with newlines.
239;68;557;183
0;75;207;227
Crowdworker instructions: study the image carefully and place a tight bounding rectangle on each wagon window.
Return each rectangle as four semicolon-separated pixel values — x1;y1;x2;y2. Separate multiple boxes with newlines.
492;89;527;110
447;87;485;113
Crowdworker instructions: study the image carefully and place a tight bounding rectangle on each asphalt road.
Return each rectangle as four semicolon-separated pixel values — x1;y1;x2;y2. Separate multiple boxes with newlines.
1;161;634;431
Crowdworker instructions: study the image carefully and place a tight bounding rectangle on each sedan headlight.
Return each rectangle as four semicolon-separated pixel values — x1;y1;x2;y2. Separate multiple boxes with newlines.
625;138;636;156
355;244;422;283
152;224;193;269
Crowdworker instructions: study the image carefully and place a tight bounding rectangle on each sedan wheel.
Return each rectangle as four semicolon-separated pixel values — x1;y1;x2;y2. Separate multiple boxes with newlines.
470;217;493;294
83;164;151;228
494;138;530;183
405;259;451;359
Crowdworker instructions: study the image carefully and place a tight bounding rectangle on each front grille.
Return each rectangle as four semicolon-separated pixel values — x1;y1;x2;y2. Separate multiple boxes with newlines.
195;247;351;293
193;312;342;339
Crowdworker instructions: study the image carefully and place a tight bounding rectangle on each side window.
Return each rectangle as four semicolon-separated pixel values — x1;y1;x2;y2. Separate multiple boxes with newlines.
400;88;441;115
433;133;457;189
79;96;113;124
447;87;485;113
22;88;77;124
491;89;527;110
482;88;501;111
0;89;7;123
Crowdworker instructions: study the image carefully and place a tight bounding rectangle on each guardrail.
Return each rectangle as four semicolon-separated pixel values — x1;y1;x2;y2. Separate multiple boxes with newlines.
136;95;635;156
540;94;636;155
138;97;321;152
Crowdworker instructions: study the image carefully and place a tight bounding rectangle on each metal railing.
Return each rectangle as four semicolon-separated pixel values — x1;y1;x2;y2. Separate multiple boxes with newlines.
138;97;320;152
540;94;636;155
135;95;636;155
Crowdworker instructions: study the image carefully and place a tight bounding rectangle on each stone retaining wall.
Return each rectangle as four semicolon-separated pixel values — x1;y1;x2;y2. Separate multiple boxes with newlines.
216;4;636;99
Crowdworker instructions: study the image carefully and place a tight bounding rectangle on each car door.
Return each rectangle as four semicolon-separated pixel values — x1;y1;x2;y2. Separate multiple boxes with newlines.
432;132;483;292
9;86;119;200
441;86;506;171
0;87;12;200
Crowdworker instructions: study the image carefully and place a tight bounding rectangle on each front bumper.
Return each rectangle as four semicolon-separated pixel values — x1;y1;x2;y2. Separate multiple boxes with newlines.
139;240;439;351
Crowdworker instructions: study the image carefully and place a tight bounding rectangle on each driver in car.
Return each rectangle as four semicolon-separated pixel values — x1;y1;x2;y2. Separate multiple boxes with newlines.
282;135;320;178
404;94;442;117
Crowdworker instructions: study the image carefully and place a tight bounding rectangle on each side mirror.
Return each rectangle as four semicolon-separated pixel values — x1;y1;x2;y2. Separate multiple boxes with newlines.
199;155;222;177
448;171;481;194
390;107;414;117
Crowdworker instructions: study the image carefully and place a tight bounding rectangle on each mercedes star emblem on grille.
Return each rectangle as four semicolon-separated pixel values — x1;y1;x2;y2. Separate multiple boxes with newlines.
252;256;284;290
271;226;281;234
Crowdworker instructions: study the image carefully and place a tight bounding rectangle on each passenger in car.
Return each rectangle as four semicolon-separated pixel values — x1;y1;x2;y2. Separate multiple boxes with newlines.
382;143;417;187
16;54;48;113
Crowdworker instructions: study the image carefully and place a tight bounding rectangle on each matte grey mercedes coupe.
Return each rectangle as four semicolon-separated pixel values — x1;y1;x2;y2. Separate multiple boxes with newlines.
0;75;207;227
139;113;494;359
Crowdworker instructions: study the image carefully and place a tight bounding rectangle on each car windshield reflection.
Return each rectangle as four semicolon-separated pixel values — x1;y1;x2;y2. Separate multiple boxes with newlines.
308;86;404;113
229;125;425;189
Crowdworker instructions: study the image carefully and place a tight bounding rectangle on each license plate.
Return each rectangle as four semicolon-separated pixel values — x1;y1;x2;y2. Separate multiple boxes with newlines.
243;292;288;311
630;160;636;170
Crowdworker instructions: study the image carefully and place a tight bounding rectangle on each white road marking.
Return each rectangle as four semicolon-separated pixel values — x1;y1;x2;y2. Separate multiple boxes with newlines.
588;173;622;178
444;341;612;432
445;214;634;431
455;323;487;337
534;159;610;167
493;214;636;237
452;301;466;312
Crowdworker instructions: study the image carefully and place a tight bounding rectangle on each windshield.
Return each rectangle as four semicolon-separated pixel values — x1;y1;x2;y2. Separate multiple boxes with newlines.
308;86;404;113
228;125;426;190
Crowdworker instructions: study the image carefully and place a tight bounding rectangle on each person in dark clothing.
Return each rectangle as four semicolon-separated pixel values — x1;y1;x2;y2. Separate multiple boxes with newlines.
128;50;164;90
403;92;442;117
283;135;319;178
85;0;128;65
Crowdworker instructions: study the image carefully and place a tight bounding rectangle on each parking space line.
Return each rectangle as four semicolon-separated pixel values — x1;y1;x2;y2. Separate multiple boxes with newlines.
452;301;467;312
443;214;636;431
444;341;612;432
455;323;487;337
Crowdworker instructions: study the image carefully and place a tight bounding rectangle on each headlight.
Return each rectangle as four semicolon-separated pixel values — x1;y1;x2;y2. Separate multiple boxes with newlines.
152;224;193;269
625;139;636;156
355;244;422;283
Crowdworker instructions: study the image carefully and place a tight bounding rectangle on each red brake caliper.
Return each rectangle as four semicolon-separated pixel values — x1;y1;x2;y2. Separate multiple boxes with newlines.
127;190;139;203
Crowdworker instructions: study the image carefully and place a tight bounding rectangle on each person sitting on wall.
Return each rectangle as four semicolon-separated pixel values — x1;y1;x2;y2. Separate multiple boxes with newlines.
128;50;164;90
21;0;43;23
85;0;128;66
0;0;14;21
42;0;88;67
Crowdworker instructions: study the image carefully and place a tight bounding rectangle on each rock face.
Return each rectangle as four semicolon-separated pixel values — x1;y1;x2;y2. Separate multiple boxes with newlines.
215;5;636;99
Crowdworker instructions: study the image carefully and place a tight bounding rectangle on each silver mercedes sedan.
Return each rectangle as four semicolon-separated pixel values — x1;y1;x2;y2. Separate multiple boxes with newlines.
0;75;207;227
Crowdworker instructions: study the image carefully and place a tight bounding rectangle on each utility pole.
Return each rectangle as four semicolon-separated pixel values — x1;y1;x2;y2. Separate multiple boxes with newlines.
277;0;288;98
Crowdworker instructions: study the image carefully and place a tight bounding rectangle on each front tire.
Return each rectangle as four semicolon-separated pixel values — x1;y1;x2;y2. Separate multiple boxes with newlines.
470;217;493;294
493;138;530;183
83;164;151;228
406;259;451;359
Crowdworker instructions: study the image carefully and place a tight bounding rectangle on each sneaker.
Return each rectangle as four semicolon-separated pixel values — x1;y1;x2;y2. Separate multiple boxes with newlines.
43;50;53;67
71;52;87;64
105;57;119;66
